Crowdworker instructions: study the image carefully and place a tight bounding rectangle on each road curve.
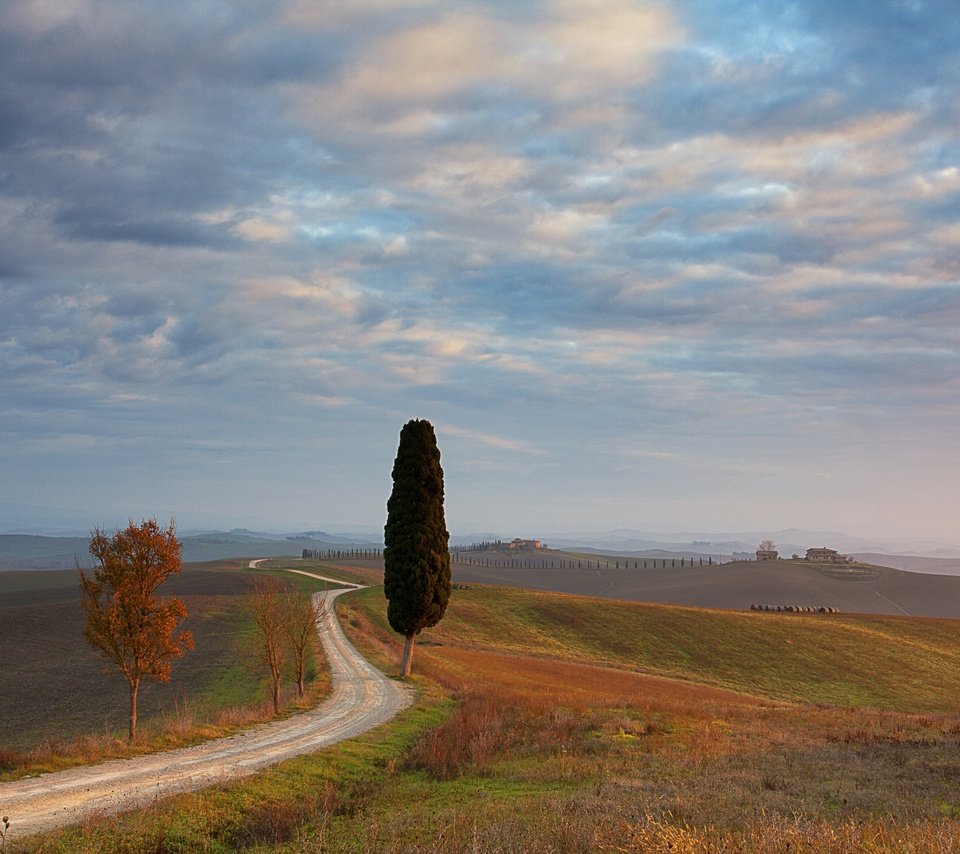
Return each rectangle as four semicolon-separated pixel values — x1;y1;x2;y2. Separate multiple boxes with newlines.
0;578;410;843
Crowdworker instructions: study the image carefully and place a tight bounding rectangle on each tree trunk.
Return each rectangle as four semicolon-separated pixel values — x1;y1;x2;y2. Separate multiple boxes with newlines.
129;679;139;742
399;633;415;677
272;673;282;714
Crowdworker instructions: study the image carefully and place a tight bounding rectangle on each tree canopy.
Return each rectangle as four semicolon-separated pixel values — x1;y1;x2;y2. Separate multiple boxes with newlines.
78;519;193;740
383;418;451;676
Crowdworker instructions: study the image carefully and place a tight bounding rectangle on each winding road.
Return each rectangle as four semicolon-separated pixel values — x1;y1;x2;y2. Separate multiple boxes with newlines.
0;571;410;843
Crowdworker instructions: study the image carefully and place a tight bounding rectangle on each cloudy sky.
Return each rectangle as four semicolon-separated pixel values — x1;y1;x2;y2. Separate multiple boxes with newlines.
2;0;959;540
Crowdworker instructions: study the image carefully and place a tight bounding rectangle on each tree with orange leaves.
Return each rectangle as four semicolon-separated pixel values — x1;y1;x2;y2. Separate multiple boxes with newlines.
79;519;194;741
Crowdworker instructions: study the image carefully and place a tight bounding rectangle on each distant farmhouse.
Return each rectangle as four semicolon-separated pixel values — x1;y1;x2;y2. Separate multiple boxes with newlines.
756;539;779;561
508;538;543;550
805;547;852;564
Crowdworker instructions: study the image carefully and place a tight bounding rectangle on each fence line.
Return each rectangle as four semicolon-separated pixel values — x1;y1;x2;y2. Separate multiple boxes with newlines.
301;548;382;560
448;554;718;569
301;548;721;569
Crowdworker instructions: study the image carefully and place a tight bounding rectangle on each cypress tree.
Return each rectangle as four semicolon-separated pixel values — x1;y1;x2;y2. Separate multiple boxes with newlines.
383;419;451;677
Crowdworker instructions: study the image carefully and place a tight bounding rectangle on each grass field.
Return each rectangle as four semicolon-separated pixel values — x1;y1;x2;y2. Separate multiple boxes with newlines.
0;558;348;776
395;585;960;712
451;549;960;619
18;574;960;852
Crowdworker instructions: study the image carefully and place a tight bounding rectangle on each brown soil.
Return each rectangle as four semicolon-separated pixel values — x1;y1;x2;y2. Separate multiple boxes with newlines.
0;568;257;750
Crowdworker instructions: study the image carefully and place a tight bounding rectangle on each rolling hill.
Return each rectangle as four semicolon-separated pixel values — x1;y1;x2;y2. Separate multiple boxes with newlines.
451;553;960;618
9;560;960;851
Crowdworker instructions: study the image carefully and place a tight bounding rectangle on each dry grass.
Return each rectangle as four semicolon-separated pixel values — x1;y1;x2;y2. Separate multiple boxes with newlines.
313;585;960;851
13;581;960;851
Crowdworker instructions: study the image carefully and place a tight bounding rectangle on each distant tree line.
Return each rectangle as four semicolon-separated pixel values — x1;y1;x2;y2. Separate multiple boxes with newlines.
302;548;382;560
451;554;718;570
302;546;726;570
450;540;505;553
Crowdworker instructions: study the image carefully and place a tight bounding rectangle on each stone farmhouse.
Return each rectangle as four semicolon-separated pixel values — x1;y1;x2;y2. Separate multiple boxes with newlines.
508;538;543;550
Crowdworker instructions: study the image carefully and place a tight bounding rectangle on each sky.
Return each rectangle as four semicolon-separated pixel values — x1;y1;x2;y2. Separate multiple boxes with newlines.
2;0;959;542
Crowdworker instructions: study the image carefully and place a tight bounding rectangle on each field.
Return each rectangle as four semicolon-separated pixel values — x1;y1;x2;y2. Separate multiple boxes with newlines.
19;571;960;852
0;559;343;773
450;550;960;618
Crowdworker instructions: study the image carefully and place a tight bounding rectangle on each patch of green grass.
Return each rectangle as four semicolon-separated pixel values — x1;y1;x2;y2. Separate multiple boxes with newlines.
245;558;371;590
376;584;960;713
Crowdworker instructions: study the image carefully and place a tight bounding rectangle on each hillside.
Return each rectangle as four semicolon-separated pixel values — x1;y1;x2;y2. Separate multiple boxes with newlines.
15;569;960;852
855;552;960;577
451;552;960;618
345;584;960;713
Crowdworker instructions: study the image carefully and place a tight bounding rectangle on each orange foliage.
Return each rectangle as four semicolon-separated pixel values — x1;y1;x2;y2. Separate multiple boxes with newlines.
78;519;193;740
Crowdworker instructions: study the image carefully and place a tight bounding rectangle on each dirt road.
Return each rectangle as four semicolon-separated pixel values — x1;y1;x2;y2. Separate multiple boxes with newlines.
0;577;410;843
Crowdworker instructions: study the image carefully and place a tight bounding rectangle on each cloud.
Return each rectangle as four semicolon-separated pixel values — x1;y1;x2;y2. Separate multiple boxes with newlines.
436;422;551;457
286;0;683;165
2;0;959;538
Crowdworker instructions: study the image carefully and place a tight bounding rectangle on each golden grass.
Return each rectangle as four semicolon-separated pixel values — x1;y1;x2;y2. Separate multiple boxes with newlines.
320;584;960;851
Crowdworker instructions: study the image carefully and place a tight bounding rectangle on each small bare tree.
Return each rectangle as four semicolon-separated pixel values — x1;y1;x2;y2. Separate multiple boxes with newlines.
759;539;776;552
285;587;327;698
249;577;287;714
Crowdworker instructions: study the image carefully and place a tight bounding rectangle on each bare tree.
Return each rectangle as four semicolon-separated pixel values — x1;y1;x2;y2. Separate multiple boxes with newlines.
759;539;776;552
249;577;287;714
285;587;328;698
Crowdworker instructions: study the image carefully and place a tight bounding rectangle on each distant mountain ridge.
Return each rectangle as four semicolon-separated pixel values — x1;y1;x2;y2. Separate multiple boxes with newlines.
4;525;960;571
0;530;382;570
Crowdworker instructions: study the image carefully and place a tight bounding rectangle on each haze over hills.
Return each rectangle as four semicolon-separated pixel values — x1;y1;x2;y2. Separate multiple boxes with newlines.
0;530;381;570
0;501;364;540
537;528;960;559
4;495;960;558
852;553;960;578
4;518;960;570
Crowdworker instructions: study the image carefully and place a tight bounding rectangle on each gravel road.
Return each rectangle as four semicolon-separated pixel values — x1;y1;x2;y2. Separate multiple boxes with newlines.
0;576;410;843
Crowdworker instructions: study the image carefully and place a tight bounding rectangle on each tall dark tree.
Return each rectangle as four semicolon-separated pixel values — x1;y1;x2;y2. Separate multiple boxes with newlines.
384;419;451;677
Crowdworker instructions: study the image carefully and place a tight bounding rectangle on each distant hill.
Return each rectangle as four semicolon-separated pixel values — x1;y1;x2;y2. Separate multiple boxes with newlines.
854;553;960;577
452;554;960;619
540;529;960;558
0;535;93;569
0;531;381;570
